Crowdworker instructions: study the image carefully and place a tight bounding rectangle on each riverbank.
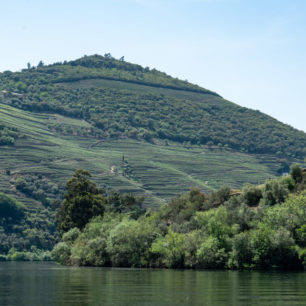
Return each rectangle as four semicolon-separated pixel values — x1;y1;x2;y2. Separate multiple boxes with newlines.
52;167;306;270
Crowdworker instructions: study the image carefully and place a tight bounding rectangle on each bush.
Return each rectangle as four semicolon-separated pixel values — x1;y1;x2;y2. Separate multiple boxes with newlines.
290;164;303;183
195;206;232;243
242;184;262;206
51;242;71;264
297;248;306;269
261;179;290;206
62;228;80;245
196;236;227;268
107;218;156;267
0;192;24;219
0;136;14;145
228;232;252;269
250;224;298;268
225;197;255;231
151;230;186;268
10;251;29;261
71;237;109;266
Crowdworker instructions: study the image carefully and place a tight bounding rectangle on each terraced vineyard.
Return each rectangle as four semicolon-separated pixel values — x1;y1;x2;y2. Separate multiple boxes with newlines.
0;101;281;208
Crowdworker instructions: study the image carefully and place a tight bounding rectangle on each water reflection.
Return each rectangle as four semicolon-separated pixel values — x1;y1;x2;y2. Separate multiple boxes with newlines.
0;262;305;305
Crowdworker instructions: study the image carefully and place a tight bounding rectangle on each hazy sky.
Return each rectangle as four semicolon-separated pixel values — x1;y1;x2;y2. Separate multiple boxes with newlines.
0;0;305;131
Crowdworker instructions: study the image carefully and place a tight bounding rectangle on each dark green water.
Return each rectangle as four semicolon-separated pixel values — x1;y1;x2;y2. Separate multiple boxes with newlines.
0;262;305;306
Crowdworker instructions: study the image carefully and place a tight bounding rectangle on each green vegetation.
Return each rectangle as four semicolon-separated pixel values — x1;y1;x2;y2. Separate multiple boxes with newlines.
0;192;24;219
0;192;57;258
1;54;305;158
13;173;62;206
56;170;145;235
0;100;282;206
0;55;305;257
0;125;23;145
56;169;106;233
0;99;284;256
2;247;52;261
52;165;306;270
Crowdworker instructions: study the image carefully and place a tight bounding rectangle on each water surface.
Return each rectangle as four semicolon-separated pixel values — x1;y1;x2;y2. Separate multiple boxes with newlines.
0;262;305;305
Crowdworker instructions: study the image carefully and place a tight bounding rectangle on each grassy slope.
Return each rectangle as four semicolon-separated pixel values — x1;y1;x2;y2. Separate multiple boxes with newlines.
0;101;278;208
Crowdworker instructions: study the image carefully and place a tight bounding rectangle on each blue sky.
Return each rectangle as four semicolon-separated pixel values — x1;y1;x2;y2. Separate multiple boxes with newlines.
0;0;305;131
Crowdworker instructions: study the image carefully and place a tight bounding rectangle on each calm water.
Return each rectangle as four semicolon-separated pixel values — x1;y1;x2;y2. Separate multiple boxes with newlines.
0;262;305;306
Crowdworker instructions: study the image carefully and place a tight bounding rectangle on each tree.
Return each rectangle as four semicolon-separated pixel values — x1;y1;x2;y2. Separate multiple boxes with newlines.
56;170;106;234
277;161;290;175
261;179;290;206
104;53;112;59
290;164;303;184
196;236;227;268
242;184;262;206
0;192;24;219
106;218;155;267
37;60;44;67
107;190;145;218
151;230;186;268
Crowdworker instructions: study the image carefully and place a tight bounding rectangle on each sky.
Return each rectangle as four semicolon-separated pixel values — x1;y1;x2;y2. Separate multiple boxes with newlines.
0;0;305;132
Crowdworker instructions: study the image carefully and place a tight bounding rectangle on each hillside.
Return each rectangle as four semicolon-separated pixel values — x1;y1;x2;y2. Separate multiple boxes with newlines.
1;54;305;158
0;54;305;253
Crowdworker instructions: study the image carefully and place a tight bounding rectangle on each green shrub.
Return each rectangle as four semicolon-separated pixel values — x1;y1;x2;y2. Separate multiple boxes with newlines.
51;242;71;264
62;228;81;245
151;230;186;268
196;236;227;268
228;232;252;269
0;192;24;219
290;164;303;183
242;184;262;206
71;237;109;266
107;218;156;267
261;179;290;206
10;251;29;261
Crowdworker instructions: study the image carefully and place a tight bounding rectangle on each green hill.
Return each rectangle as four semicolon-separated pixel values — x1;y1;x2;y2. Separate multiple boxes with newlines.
1;54;305;157
0;54;305;254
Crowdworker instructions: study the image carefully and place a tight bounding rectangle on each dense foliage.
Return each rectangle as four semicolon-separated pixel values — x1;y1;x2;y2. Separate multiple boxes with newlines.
0;192;24;219
56;169;145;235
52;166;306;269
13;174;63;207
0;192;57;257
1;55;305;158
56;170;106;233
0;125;23;146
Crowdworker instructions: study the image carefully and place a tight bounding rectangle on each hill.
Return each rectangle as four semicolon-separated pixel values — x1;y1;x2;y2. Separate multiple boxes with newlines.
0;54;305;254
1;54;305;158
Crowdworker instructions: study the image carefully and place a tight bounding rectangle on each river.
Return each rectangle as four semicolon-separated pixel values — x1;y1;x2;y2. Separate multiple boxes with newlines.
0;262;305;305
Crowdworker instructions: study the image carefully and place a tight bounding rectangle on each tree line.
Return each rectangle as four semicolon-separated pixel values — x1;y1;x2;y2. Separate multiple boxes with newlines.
52;165;306;270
